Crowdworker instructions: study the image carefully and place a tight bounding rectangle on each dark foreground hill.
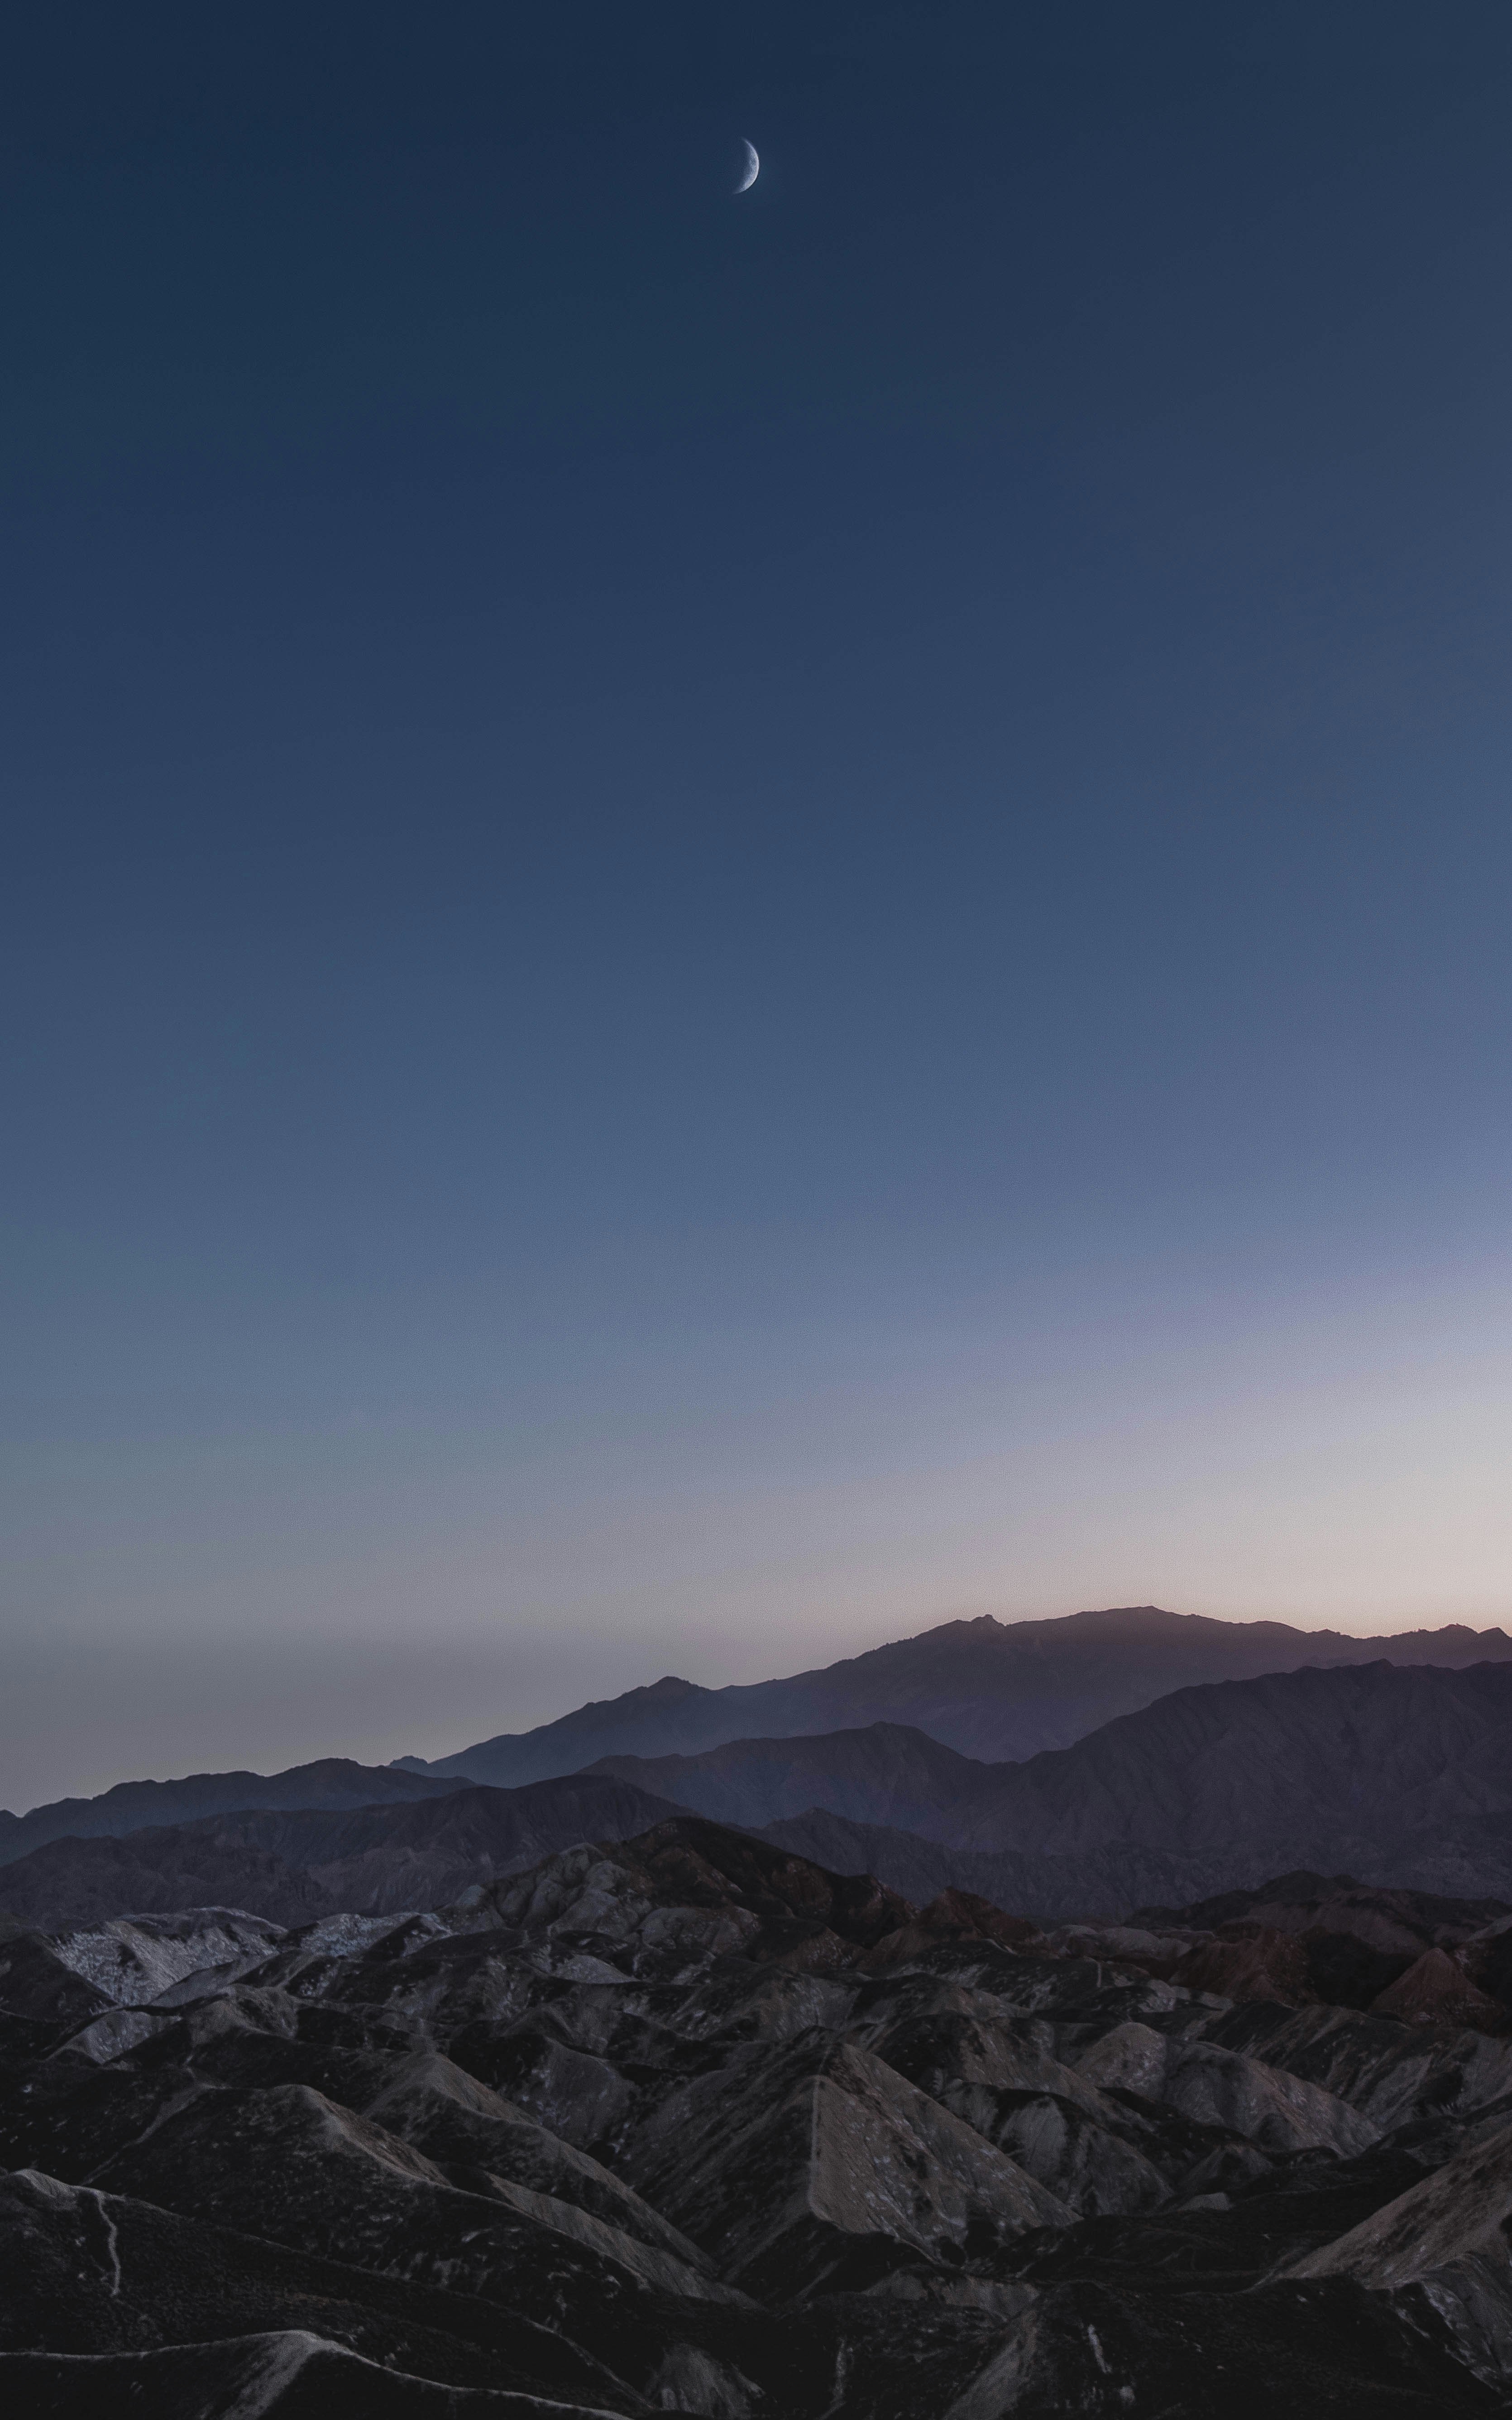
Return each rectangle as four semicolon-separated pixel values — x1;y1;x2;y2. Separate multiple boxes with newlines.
0;1776;683;1929
0;1757;465;1869
598;1662;1512;1912
397;1603;1512;1783
4;1815;1512;2416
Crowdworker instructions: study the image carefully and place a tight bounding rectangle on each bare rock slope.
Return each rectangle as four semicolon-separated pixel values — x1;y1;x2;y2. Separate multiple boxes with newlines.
5;1815;1512;2415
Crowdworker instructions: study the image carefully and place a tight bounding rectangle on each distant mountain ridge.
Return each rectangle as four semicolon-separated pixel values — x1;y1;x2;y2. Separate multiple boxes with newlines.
597;1660;1512;1911
0;1757;464;1868
13;1609;1507;1864
8;1661;1512;1931
396;1604;1512;1783
0;1775;684;1929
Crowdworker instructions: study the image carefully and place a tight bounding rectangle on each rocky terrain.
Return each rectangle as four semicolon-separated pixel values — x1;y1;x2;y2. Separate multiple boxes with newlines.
396;1605;1512;1782
5;1817;1512;2415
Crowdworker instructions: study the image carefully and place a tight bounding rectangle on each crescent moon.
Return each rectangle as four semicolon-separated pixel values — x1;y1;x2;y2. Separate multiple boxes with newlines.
736;140;759;194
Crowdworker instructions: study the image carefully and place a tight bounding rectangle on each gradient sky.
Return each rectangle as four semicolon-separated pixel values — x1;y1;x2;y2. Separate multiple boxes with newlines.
5;2;1512;1812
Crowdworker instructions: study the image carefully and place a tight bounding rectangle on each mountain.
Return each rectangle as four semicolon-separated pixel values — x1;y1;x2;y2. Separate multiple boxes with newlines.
396;1604;1512;1782
598;1662;1512;1916
4;1814;1512;2415
0;1775;684;1929
1130;1870;1512;1941
933;1659;1512;1885
0;1756;464;1867
14;1661;1512;1934
587;1721;986;1832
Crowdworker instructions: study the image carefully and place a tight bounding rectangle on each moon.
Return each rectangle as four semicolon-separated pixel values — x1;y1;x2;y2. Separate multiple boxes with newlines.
735;139;759;194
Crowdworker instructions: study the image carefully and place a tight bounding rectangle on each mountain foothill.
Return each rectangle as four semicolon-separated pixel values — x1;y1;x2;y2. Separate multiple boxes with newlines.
6;1604;1512;2416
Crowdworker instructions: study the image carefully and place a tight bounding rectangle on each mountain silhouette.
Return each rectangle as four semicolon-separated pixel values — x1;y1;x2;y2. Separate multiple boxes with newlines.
396;1604;1512;1782
9;1661;1512;1931
0;1757;464;1868
594;1660;1512;1912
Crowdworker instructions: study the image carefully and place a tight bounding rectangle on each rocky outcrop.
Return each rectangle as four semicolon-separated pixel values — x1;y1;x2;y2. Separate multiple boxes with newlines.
1071;2019;1378;2157
615;2029;1072;2296
1286;2120;1512;2386
47;1909;285;2003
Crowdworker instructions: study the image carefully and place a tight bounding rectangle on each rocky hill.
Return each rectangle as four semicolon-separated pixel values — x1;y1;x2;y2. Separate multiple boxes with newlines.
4;1815;1512;2415
750;1810;1226;1921
396;1604;1512;1783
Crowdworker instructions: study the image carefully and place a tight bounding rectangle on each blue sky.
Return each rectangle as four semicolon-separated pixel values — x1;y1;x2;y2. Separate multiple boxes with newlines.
4;2;1512;1807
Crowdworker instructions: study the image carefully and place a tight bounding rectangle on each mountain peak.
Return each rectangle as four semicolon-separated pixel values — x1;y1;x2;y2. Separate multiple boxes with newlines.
398;1602;1512;1792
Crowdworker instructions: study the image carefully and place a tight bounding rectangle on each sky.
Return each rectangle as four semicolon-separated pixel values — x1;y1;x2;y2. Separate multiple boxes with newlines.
5;1;1512;1812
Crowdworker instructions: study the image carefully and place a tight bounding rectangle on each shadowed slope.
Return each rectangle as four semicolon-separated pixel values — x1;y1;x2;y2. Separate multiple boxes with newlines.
584;1723;988;1832
584;1664;1512;1910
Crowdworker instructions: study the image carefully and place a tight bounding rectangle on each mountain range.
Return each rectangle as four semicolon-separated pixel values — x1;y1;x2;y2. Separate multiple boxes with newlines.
393;1604;1512;1781
0;1755;463;1868
8;1607;1512;2412
0;1775;683;1930
7;1655;1512;1931
587;1659;1512;1905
